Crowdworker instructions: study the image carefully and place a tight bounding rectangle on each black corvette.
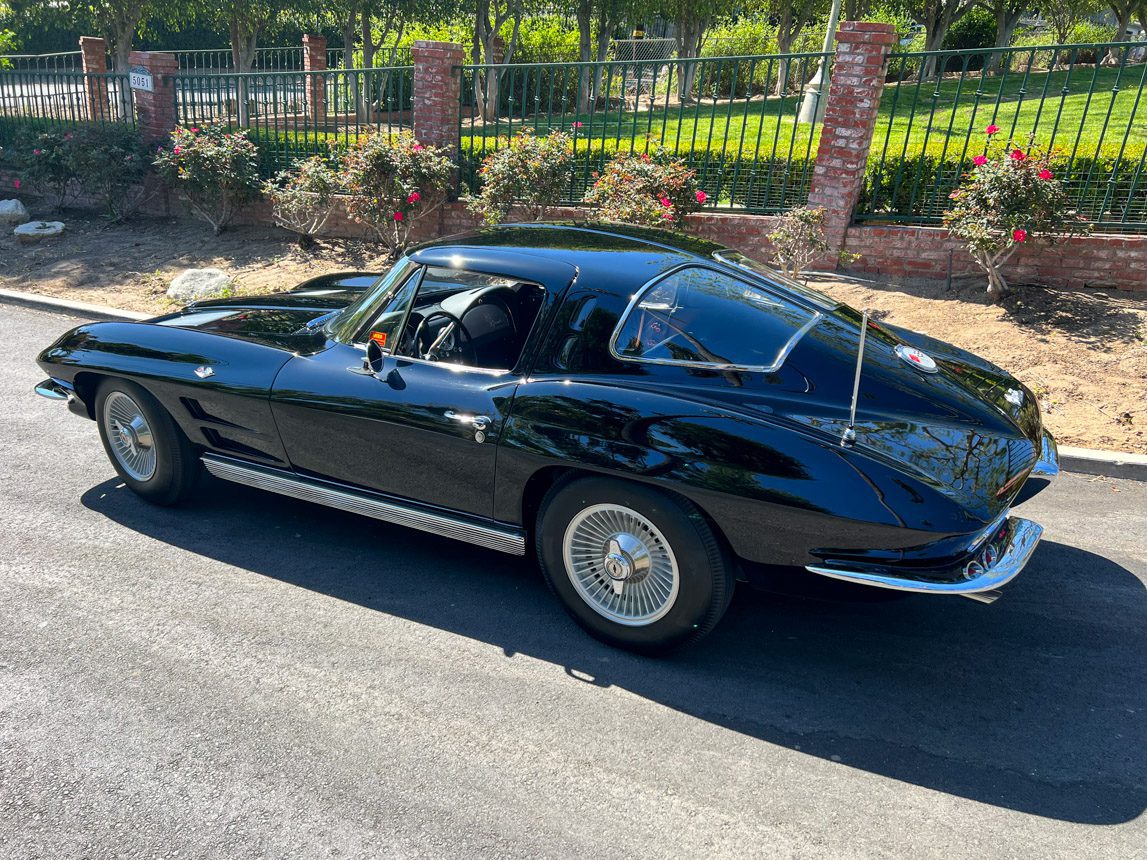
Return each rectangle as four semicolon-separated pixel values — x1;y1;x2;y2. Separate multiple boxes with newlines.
35;223;1058;651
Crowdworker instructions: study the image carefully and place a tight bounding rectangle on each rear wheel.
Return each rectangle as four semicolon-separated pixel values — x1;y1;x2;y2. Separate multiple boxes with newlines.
95;379;200;505
536;476;735;653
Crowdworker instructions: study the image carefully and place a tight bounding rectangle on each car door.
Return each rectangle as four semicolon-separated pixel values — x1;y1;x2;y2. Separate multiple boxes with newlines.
269;249;575;520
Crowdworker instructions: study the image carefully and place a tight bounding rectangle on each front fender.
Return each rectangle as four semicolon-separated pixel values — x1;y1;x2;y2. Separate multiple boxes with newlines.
37;321;296;465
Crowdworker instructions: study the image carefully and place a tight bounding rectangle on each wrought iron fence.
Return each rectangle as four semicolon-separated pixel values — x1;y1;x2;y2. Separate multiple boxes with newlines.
172;46;348;73
0;51;85;74
858;40;1147;233
458;52;831;213
173;66;413;174
0;69;133;135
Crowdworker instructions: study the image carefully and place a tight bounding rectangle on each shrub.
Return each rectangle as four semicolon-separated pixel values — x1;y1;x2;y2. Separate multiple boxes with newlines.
584;147;707;229
20;131;75;209
944;127;1085;299
341;130;452;255
67;125;149;221
767;207;830;276
154;124;262;234
265;154;346;246
466;128;573;225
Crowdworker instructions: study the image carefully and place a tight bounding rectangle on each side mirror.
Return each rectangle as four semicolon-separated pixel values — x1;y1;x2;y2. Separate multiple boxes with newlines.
366;337;386;374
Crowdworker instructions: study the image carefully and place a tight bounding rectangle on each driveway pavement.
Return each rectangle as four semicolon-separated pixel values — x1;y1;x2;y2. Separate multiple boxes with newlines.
2;303;1145;858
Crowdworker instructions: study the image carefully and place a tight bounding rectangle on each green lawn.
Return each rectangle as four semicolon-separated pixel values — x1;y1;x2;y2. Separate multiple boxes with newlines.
460;63;1147;166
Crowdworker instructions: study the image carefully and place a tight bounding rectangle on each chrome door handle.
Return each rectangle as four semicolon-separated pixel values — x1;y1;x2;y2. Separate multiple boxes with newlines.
445;410;490;431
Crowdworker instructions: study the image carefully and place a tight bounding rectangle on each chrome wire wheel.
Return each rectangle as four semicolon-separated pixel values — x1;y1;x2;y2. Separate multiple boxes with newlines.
102;390;157;482
562;503;680;627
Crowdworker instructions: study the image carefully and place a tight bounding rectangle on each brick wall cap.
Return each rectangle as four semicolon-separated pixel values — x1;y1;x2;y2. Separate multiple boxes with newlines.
838;21;898;33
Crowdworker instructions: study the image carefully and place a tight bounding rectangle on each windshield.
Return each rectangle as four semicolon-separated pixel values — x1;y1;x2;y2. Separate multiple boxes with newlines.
712;250;838;311
326;258;419;343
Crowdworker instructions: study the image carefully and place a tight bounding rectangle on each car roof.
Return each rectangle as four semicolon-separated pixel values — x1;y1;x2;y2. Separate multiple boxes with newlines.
410;223;733;296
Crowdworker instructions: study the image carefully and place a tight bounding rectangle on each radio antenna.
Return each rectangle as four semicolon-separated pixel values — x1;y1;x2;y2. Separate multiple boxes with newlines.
842;310;869;447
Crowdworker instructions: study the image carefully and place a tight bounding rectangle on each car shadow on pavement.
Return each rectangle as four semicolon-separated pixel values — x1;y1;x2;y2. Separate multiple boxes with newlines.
83;477;1147;826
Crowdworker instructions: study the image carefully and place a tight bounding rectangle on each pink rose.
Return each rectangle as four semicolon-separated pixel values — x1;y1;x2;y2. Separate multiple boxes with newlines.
659;196;672;207
190;127;200;133
412;144;424;152
571;121;583;129
985;124;1000;135
407;191;421;204
173;146;182;155
1038;168;1053;180
662;211;674;221
695;190;707;204
33;149;42;156
13;179;20;190
1012;228;1027;243
1010;149;1026;161
393;211;404;221
973;155;987;166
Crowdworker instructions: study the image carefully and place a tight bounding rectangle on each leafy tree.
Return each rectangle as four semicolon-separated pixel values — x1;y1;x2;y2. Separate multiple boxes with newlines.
1105;0;1137;63
976;0;1026;71
473;0;523;119
1039;0;1103;47
912;0;981;78
657;0;737;97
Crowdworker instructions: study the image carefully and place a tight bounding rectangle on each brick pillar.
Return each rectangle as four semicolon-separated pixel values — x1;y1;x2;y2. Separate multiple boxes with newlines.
806;22;897;265
79;37;109;121
303;34;327;124
412;40;463;157
129;51;178;144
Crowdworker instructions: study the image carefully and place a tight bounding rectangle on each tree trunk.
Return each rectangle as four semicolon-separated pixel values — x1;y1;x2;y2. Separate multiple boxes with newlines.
986;7;1024;73
576;3;593;113
112;31;133;122
1106;4;1132;65
675;17;705;100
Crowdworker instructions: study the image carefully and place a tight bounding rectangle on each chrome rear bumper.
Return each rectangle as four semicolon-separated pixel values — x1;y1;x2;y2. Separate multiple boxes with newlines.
34;378;72;401
805;515;1043;604
1032;430;1060;479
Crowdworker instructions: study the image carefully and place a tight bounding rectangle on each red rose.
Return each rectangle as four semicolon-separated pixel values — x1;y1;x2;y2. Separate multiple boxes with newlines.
973;155;987;166
173;146;182;155
695;190;707;204
33;149;42;156
659;196;672;207
571;121;583;129
1012;228;1027;242
407;191;421;204
1010;149;1026;161
985;124;1000;135
393;211;404;221
1038;168;1053;180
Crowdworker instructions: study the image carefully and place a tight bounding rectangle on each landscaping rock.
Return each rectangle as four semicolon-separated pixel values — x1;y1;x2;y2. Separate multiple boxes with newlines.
167;268;233;302
13;220;65;244
0;199;30;226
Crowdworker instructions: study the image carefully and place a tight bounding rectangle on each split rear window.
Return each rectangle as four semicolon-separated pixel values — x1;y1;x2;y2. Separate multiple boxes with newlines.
611;266;820;372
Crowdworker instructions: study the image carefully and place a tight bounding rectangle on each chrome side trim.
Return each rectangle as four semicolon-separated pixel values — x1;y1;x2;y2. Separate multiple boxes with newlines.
1031;430;1060;479
805;516;1043;603
34;379;72;401
201;454;526;556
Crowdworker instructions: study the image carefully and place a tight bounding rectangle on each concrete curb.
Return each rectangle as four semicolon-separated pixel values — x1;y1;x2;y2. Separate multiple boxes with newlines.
1058;446;1147;482
3;287;1145;482
0;288;150;322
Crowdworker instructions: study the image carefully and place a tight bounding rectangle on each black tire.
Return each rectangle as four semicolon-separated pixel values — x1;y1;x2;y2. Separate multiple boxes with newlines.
94;378;200;506
536;476;735;653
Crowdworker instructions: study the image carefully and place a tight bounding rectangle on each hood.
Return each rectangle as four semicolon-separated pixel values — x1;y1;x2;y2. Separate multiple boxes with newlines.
150;271;382;350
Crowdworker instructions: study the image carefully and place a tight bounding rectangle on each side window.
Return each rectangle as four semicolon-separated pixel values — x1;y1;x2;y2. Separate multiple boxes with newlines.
612;267;818;371
379;267;547;372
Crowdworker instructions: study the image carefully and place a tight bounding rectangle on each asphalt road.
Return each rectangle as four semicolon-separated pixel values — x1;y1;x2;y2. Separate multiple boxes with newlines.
2;303;1145;859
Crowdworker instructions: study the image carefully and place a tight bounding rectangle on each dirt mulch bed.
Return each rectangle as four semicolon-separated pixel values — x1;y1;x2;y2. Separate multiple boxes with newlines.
3;210;1145;455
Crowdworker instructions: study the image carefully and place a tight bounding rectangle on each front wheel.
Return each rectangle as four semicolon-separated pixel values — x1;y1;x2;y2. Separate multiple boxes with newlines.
536;477;735;653
95;379;200;506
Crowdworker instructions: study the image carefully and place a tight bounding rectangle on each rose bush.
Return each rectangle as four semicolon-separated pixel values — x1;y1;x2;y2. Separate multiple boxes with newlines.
67;125;150;221
154;124;262;234
466;128;573;226
265;154;346;247
944;126;1084;299
20;131;75;209
584;148;706;229
342;130;452;255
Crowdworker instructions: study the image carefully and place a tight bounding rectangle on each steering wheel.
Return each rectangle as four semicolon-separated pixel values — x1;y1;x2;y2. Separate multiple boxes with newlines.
411;309;476;364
